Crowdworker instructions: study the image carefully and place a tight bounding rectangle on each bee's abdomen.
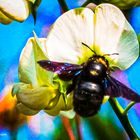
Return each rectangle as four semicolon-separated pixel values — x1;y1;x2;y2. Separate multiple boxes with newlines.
73;81;104;117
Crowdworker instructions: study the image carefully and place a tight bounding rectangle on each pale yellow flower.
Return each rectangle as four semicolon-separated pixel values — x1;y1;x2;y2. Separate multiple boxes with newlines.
12;34;74;117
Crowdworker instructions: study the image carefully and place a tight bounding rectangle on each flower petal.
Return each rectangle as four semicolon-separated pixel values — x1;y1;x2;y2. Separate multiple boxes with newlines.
46;8;94;64
0;0;30;22
94;4;139;69
16;102;39;115
19;35;53;86
0;11;12;24
14;83;60;110
45;93;73;116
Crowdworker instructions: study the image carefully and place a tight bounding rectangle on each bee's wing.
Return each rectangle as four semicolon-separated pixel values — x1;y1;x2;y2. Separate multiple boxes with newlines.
38;60;83;81
105;76;140;102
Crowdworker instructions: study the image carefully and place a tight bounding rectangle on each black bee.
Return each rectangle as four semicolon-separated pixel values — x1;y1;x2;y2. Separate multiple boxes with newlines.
38;43;140;117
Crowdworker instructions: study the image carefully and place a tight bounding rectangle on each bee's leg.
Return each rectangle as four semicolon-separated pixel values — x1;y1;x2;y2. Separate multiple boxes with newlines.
66;76;79;94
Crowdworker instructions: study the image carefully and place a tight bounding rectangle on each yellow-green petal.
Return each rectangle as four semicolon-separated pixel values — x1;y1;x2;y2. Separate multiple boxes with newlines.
16;102;39;115
53;74;72;105
19;35;53;87
12;82;31;97
15;83;60;110
45;93;73;116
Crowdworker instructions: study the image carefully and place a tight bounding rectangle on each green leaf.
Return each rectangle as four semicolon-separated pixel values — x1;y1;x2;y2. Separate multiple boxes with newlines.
100;0;140;10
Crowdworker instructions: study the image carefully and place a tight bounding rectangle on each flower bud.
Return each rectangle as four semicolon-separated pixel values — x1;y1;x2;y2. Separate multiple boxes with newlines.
0;0;31;24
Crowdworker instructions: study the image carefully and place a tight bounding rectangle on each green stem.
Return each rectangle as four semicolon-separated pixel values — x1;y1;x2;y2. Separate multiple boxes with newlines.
81;0;100;7
109;98;139;140
123;102;136;115
57;0;69;12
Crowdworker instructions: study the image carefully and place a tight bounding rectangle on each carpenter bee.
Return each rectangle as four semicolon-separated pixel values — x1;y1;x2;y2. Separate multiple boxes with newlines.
38;43;140;117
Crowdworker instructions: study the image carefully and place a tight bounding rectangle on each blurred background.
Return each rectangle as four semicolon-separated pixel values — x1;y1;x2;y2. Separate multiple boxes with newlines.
0;0;140;139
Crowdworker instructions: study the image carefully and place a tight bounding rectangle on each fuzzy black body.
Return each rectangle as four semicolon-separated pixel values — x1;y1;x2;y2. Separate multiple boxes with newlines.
73;56;108;117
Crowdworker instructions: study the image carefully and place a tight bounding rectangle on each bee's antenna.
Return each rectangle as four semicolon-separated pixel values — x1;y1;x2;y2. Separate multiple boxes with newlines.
103;53;119;56
82;42;96;54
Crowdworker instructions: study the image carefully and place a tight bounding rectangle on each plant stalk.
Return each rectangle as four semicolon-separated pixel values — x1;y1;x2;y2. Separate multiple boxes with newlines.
75;115;83;140
109;98;139;140
57;0;69;12
81;0;99;7
61;116;76;140
123;102;136;115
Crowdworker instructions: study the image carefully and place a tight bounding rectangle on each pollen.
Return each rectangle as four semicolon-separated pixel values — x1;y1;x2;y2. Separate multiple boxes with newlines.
98;58;108;68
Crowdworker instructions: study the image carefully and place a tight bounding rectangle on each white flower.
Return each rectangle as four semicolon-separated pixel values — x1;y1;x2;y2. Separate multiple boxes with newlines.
46;4;139;70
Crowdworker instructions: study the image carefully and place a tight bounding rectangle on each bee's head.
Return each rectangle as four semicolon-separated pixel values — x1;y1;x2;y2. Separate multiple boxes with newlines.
82;56;108;81
81;42;118;81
